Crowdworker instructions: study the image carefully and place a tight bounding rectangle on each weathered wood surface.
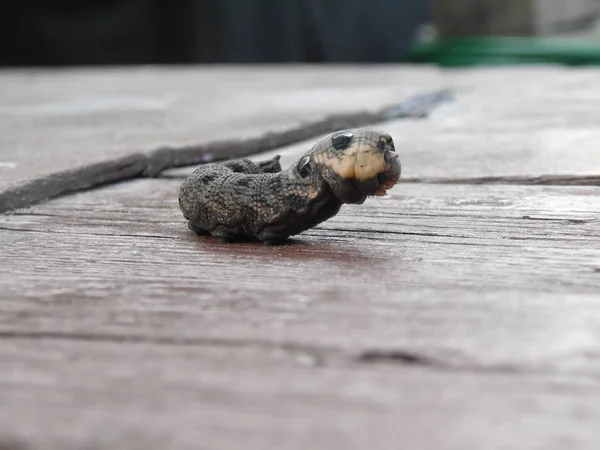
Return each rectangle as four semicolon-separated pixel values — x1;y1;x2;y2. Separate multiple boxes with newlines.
3;66;600;194
2;179;600;449
167;66;600;180
1;66;600;450
0;66;442;193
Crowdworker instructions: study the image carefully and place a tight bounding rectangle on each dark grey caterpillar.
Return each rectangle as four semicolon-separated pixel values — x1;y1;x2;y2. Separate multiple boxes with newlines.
178;128;401;245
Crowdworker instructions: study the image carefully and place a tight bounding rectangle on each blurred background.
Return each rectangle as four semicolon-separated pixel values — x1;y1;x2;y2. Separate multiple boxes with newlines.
1;0;600;67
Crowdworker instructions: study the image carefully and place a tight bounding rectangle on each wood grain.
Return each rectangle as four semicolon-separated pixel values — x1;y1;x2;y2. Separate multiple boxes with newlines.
1;339;600;450
240;66;600;181
1;178;600;449
2;180;599;353
3;65;600;450
0;89;451;214
5;65;600;199
0;66;443;193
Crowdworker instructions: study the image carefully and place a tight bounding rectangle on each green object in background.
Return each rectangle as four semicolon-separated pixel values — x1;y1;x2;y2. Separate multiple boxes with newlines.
408;36;600;67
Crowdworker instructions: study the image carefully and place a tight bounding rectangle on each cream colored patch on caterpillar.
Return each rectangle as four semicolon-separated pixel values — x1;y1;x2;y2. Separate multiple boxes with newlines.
354;146;387;181
313;147;356;179
315;144;387;181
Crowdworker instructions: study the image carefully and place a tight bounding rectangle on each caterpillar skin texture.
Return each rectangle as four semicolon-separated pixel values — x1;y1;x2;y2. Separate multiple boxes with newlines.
178;128;402;246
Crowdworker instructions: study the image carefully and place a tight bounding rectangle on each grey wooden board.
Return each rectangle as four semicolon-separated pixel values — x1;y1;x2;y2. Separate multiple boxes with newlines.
0;65;442;193
166;66;600;180
1;177;600;449
4;66;600;195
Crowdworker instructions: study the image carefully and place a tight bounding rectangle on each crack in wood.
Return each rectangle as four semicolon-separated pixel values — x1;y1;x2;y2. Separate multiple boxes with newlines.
121;172;600;187
1;329;598;378
0;329;583;378
314;226;473;240
0;225;177;240
0;330;328;367
353;350;560;377
357;349;438;366
401;175;600;186
522;215;594;224
0;330;530;376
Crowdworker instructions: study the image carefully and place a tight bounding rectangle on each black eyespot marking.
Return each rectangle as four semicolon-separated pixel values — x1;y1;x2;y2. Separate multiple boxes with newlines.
331;131;354;150
378;135;395;152
298;156;312;178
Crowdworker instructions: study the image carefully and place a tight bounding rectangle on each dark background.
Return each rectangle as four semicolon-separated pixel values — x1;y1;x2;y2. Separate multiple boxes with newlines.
0;0;430;66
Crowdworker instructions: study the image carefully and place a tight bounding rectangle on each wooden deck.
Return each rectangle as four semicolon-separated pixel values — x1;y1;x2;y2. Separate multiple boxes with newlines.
1;66;600;450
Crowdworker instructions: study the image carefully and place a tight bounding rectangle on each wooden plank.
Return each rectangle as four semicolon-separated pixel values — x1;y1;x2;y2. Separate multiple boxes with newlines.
1;338;600;450
1;179;599;449
4;65;600;199
1;180;599;364
239;119;600;181
0;66;443;193
0;89;452;214
168;66;600;180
